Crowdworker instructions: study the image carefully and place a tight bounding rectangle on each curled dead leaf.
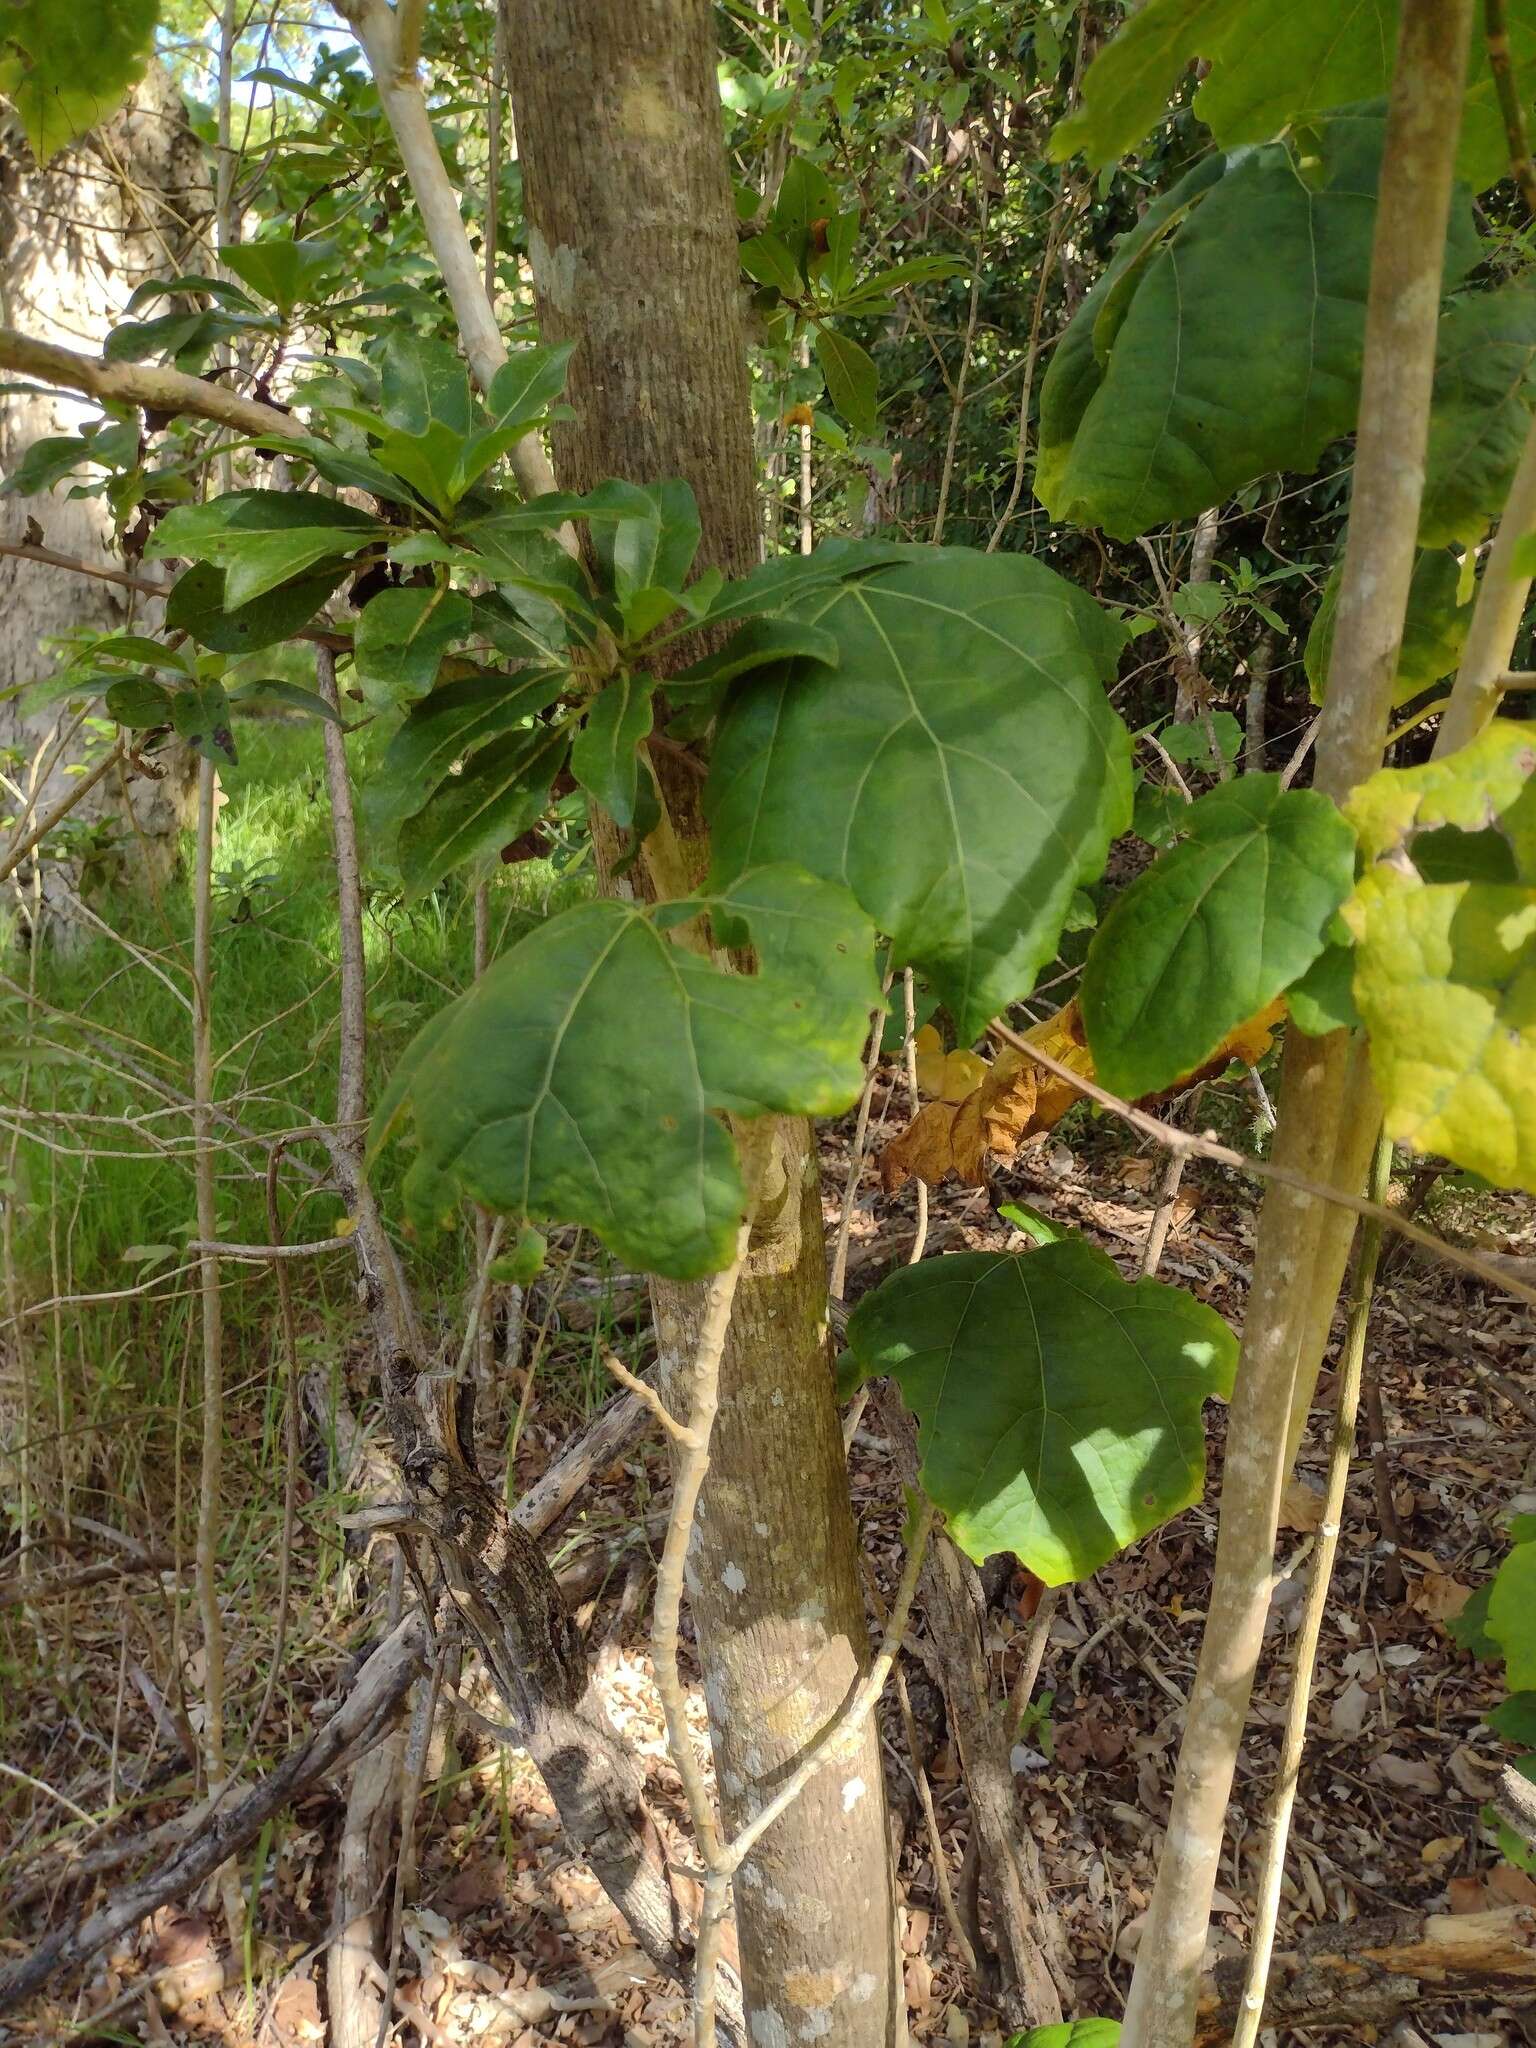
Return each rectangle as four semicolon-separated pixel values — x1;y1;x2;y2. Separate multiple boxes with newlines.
880;996;1285;1192
1411;1571;1472;1623
1279;1479;1326;1533
881;1046;1036;1191
913;1023;990;1103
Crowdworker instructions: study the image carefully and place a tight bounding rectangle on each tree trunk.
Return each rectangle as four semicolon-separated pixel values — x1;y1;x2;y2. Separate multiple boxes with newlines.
501;5;901;2040
0;63;204;940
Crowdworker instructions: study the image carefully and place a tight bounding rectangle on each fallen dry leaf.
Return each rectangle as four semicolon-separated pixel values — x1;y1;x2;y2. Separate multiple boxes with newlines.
1420;1835;1465;1866
880;996;1286;1192
1329;1678;1371;1739
1489;1863;1536;1906
1412;1571;1472;1623
1372;1753;1443;1796
913;1024;990;1103
1279;1479;1326;1533
1448;1874;1490;1914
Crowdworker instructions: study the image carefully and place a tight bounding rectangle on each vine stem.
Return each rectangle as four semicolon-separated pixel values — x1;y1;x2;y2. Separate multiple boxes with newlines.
1231;1131;1392;2047
1120;7;1474;2041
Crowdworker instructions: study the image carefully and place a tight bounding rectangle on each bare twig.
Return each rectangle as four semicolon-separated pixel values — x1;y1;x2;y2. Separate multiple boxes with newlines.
987;1016;1536;1309
599;1348;700;1447
649;1227;750;2048
1486;0;1536;213
1233;1132;1391;2048
190;753;242;1948
0;740;128;887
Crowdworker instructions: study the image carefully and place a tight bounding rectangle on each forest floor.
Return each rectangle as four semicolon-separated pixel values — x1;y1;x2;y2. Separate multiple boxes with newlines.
2;1067;1535;2048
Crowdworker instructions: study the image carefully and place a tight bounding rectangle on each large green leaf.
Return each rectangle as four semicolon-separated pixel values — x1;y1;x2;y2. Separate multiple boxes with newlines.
378;332;474;437
1489;1542;1536;1694
1038;113;1476;539
706;545;1130;1042
164;560;346;656
840;1243;1236;1584
223;238;338;317
397;723;570;899
1421;282;1536;547
1305;548;1472;709
1011;2027;1121;2048
571;672;657;829
353;587;471;706
0;0;158;161
1081;775;1356;1099
148;491;382;609
1343;722;1536;1191
372;669;569;825
1051;0;1535;192
372;865;879;1276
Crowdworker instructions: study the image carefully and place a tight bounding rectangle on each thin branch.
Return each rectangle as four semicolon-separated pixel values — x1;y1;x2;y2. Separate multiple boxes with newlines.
721;1502;935;1875
987;1016;1536;1310
0;540;349;648
648;1227;751;2048
0;325;303;441
599;1348;701;1448
1232;1131;1391;2048
186;1232;355;1260
1441;408;1536;750
0;741;128;887
1486;0;1536;212
901;969;930;1265
0;540;170;596
191;753;242;1948
1122;10;1475;2037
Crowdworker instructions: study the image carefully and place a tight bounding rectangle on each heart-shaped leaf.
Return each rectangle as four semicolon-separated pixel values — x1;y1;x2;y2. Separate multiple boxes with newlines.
841;1243;1236;1584
706;544;1130;1041
373;864;878;1276
1039;112;1476;539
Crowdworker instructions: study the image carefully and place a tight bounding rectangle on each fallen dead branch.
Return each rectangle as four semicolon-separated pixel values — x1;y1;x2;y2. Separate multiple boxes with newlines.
1195;1905;1536;2041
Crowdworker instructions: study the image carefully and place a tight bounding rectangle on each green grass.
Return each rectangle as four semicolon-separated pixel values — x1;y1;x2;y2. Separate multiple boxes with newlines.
0;714;588;1522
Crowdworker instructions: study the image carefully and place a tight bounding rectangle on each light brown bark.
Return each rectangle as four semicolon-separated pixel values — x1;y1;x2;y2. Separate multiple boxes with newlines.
501;4;900;2040
1121;6;1475;2042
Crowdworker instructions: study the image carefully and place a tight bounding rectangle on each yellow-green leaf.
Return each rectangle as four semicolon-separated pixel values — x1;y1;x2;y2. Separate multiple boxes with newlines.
1344;723;1536;1191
